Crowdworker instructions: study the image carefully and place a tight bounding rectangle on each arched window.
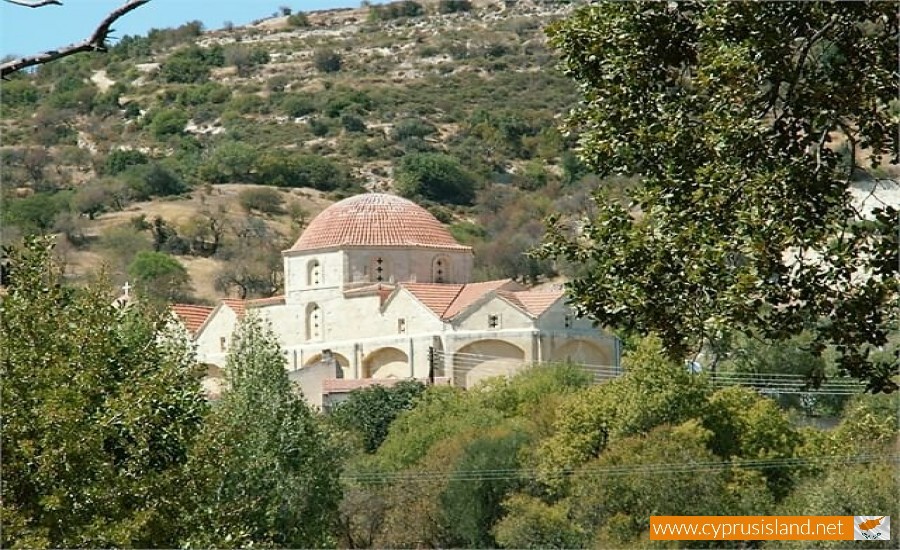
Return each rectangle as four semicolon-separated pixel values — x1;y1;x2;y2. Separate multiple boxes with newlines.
307;259;321;287
432;255;450;283
306;303;322;341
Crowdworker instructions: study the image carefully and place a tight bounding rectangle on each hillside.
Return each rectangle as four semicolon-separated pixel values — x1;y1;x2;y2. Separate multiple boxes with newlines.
1;0;594;303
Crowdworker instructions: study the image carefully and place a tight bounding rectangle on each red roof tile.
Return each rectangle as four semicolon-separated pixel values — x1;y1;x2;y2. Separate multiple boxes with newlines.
290;193;471;252
171;304;214;335
401;282;464;317
400;279;524;320
221;299;247;318
499;290;564;318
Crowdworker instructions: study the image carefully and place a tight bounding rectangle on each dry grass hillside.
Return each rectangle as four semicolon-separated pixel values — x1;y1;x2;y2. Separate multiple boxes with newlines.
3;0;590;303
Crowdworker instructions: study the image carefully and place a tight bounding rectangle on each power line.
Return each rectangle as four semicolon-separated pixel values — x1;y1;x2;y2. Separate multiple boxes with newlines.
431;350;866;395
341;453;899;484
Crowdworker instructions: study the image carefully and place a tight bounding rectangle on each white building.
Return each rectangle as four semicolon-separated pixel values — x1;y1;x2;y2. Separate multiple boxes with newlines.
175;193;620;406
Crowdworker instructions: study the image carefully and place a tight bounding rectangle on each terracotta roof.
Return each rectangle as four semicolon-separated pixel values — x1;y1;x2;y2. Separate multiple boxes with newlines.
290;193;471;252
220;296;284;318
171;304;214;335
400;279;524;320
221;299;247;317
443;279;520;319
247;295;285;307
498;290;564;318
401;282;464;318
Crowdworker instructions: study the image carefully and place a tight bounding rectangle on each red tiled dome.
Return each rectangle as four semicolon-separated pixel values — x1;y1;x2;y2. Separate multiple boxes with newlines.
290;193;470;252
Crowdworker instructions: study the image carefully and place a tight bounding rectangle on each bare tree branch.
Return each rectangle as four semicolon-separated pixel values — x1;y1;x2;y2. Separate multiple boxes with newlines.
3;0;63;7
0;0;150;78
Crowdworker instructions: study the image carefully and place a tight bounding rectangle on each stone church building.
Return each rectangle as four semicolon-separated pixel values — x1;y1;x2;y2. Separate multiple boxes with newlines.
174;193;620;406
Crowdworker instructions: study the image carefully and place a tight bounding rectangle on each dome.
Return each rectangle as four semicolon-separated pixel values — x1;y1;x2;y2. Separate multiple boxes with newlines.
290;193;471;252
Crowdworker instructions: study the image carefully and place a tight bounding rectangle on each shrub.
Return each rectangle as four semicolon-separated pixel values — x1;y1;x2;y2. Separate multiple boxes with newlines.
394;152;477;205
369;1;424;21
280;94;317;117
254;151;351;191
103;149;149;175
159;45;224;83
437;0;472;14
313;48;342;73
127;250;191;302
238;187;284;215
340;113;367;133
149;108;188;139
287;12;310;27
391;118;437;142
122;163;188;199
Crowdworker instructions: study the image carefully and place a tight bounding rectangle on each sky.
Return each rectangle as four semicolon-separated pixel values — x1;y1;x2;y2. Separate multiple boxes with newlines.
0;0;365;58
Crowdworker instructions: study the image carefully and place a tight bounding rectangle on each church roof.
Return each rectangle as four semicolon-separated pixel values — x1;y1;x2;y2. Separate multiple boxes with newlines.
400;279;555;320
289;193;471;252
497;290;565;317
171;304;214;335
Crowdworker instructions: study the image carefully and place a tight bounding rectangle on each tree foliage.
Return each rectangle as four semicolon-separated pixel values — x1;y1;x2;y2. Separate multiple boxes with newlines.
185;314;342;548
1;238;207;548
330;380;426;453
395;152;478;205
541;1;900;392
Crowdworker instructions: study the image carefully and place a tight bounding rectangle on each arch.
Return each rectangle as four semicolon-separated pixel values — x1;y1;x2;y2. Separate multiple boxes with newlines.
432;254;450;283
362;347;409;379
452;339;525;388
303;351;351;379
549;339;613;377
307;259;321;287
306;303;322;341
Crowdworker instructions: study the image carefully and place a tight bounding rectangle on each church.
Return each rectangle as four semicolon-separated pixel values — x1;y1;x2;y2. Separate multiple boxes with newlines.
173;193;620;407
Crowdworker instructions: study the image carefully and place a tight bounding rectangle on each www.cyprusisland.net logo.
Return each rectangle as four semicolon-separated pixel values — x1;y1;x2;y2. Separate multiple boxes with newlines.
854;516;890;541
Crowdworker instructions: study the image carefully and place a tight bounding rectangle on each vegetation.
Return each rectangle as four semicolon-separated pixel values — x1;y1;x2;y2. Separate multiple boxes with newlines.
1;240;897;549
541;1;900;392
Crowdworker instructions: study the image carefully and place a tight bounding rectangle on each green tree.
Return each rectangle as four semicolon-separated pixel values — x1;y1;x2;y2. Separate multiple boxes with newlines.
330;380;426;453
198;141;258;183
184;314;342;548
103;149;149;175
532;336;709;491
395;152;477;205
237;187;284;215
0;238;207;548
541;1;899;392
127;251;191;303
149;108;188;139
493;494;584;549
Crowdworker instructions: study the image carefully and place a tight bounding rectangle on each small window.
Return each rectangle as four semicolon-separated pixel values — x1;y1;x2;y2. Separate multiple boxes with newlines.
398;318;407;334
488;314;500;329
219;337;227;352
564;315;572;328
371;257;387;282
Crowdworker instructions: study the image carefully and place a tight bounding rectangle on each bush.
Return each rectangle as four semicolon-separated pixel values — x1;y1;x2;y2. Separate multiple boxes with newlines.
280;94;317;117
223;45;270;76
340;113;367;133
103;149;149;175
286;12;310;27
437;0;472;14
122;163;188;199
198;141;258;183
160;45;224;83
238;187;284;215
254;151;351;191
149;108;188;139
127;250;191;302
313;48;342;73
391;118;437;142
394;152;477;205
369;1;424;21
